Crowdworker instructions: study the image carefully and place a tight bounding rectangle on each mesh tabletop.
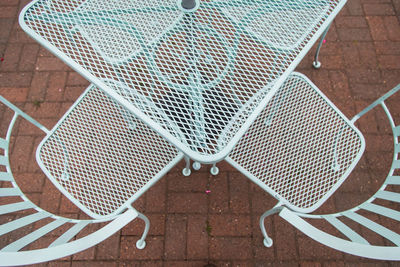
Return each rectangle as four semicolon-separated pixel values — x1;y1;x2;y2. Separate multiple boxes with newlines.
226;73;365;213
21;0;347;162
37;85;182;218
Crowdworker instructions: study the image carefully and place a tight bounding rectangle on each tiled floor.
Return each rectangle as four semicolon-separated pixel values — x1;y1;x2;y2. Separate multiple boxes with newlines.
1;0;400;266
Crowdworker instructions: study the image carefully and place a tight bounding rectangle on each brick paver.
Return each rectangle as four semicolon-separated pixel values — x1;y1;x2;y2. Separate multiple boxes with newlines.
1;0;400;266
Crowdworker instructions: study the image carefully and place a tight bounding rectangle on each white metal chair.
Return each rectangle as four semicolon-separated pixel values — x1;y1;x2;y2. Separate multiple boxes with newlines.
278;82;400;260
226;72;400;260
0;84;183;266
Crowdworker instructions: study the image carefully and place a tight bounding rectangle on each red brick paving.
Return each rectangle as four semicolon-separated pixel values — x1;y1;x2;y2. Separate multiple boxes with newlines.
1;0;400;266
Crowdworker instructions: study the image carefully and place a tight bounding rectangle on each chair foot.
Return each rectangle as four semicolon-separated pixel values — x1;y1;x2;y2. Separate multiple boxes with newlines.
193;161;201;170
259;205;282;249
183;156;192;176
136;239;146;249
210;165;219;176
136;211;150;250
312;61;321;69
263;237;273;247
182;168;191;176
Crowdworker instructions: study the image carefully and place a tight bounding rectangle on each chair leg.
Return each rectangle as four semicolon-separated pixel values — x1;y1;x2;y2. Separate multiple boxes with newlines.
259;205;283;247
313;22;331;69
193;161;201;170
136;212;150;250
210;163;219;176
182;156;191;176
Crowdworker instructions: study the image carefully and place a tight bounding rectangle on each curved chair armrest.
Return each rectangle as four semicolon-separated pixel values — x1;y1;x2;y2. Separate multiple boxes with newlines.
0;96;49;134
351;83;400;123
279;208;400;261
0;208;138;266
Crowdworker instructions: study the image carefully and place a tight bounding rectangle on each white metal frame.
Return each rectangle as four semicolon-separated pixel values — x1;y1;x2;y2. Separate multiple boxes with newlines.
18;0;347;165
35;84;183;219
0;83;184;265
225;72;366;248
278;83;400;260
226;72;400;260
0;96;141;266
226;72;365;213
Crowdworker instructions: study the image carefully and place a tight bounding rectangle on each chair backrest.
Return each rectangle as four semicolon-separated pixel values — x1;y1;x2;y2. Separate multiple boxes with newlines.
0;97;138;266
279;84;400;260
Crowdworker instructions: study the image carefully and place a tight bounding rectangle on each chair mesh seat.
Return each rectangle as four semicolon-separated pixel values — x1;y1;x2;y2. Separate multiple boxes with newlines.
21;0;345;159
228;73;364;212
37;85;181;217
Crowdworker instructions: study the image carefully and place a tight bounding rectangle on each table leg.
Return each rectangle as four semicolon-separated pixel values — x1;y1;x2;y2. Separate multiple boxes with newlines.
313;22;331;69
210;163;219;176
193;161;201;170
182;156;192;176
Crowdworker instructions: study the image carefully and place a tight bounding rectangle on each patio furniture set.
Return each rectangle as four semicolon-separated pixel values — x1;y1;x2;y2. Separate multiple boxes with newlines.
0;0;399;265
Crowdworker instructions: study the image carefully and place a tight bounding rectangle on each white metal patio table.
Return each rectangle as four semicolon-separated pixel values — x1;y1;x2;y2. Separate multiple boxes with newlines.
19;0;347;175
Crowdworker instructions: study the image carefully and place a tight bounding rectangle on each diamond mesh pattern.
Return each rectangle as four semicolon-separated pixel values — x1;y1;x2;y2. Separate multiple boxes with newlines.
221;1;330;49
38;85;181;217
228;73;363;211
22;0;344;157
